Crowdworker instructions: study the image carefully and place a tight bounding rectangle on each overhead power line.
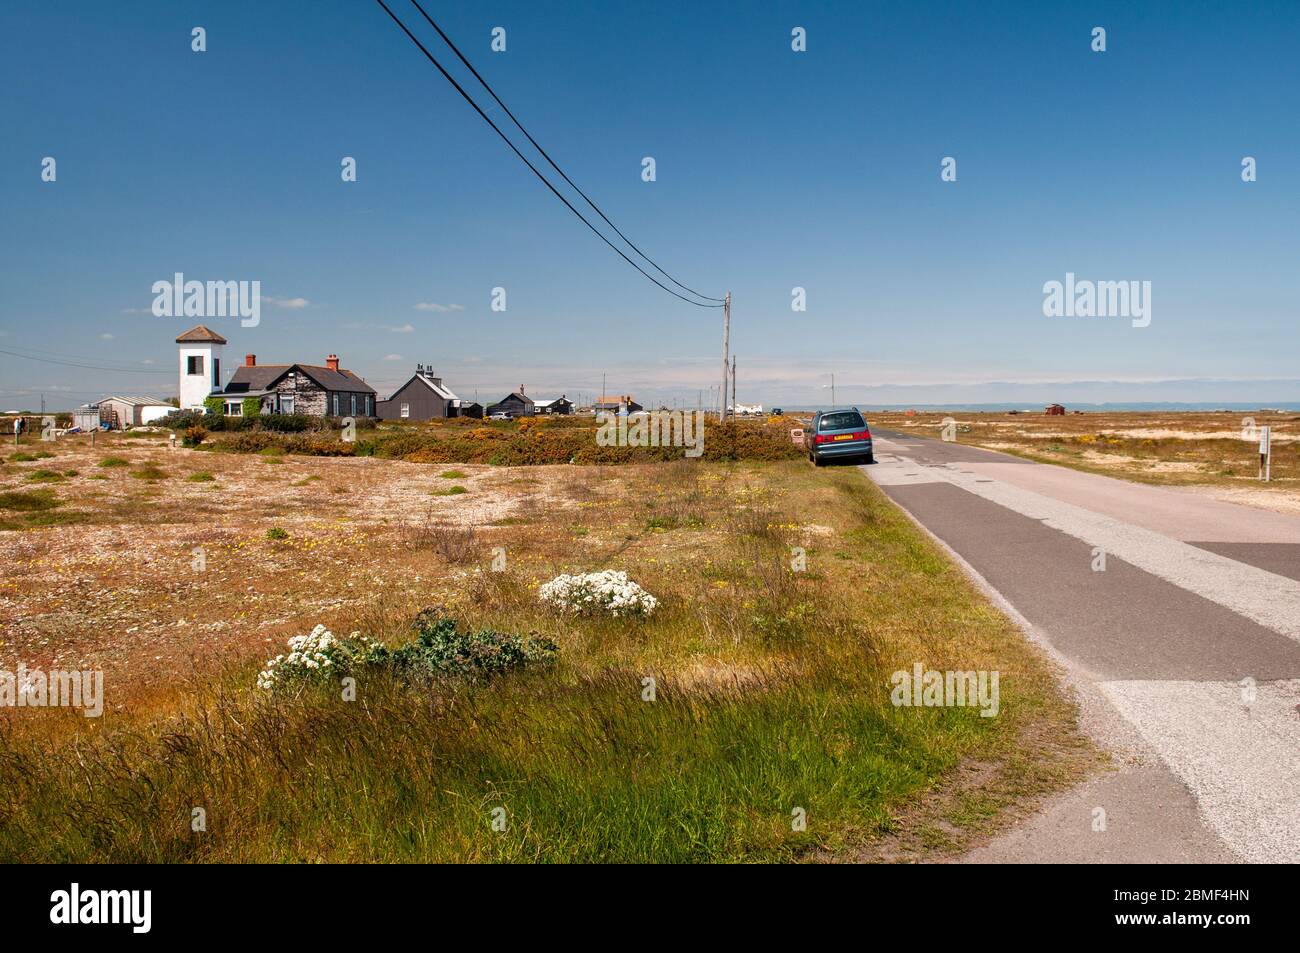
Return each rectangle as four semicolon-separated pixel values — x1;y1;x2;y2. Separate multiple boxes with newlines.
405;0;723;305
373;0;723;309
0;346;170;374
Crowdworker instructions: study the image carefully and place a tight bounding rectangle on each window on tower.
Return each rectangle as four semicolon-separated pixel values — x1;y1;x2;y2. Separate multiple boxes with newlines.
187;355;204;376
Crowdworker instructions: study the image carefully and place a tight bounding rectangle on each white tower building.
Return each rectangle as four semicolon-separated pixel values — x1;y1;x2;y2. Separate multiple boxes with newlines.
176;325;227;410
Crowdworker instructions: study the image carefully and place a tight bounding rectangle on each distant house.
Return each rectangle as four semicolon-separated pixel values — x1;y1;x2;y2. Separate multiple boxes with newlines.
593;394;643;414
220;353;376;418
176;325;377;417
377;365;482;420
97;396;176;430
1045;403;1066;416
486;387;535;418
532;395;573;416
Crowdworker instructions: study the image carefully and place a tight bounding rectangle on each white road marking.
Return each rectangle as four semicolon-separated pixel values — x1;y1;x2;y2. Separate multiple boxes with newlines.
869;447;1300;642
868;442;1300;863
1100;679;1300;863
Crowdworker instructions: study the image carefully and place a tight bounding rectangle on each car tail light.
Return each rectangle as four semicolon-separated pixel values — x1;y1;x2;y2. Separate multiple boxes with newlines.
814;430;871;444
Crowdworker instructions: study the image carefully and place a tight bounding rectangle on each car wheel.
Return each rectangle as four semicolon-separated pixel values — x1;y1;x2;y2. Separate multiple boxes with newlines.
865;453;875;465
813;454;824;467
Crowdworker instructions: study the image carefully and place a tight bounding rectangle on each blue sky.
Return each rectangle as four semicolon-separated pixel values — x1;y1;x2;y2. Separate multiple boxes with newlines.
2;0;1298;410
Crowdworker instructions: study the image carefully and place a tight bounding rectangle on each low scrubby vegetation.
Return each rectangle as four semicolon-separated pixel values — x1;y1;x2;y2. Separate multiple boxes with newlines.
0;458;1094;862
205;416;803;466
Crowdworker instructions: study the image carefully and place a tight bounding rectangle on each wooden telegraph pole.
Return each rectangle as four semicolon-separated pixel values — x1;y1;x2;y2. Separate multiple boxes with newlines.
731;355;736;416
720;291;731;421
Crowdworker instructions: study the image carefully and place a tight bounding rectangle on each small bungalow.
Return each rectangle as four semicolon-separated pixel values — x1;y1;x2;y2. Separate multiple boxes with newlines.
219;353;377;418
98;396;176;430
593;394;643;415
486;387;535;418
175;326;376;417
532;395;573;416
377;365;482;420
1045;403;1066;416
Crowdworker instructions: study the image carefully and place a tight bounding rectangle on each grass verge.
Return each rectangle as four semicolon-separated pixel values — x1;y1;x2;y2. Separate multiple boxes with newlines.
0;460;1096;861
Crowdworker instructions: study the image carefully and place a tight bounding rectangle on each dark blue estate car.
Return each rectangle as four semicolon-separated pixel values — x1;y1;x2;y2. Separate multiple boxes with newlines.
807;408;874;466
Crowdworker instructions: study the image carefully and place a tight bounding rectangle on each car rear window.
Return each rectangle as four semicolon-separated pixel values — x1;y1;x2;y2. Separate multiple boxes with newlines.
818;411;866;432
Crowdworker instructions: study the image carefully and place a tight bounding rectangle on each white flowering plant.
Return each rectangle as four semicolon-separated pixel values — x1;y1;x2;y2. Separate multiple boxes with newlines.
539;570;658;617
256;624;383;692
256;611;556;692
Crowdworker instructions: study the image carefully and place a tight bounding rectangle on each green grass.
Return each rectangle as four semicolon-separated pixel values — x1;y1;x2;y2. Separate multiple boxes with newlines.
186;471;216;482
0;461;1093;862
25;469;64;483
0;489;60;511
0;663;993;862
11;452;54;462
291;476;320;487
98;456;130;468
438;469;468;479
0;488;75;530
431;485;467;496
129;466;168;481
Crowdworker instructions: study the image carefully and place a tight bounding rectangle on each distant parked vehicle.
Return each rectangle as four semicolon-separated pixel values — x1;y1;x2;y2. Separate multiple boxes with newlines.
807;408;874;467
488;412;513;421
770;407;783;416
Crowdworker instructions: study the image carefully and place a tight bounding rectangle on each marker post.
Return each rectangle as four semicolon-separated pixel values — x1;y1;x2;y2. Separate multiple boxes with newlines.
1259;426;1271;482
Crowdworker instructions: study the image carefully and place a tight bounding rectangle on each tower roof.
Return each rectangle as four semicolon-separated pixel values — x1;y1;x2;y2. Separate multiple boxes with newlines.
175;325;228;344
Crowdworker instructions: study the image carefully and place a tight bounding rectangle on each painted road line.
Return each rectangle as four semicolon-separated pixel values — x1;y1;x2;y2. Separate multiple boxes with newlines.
1099;678;1300;863
871;445;1300;642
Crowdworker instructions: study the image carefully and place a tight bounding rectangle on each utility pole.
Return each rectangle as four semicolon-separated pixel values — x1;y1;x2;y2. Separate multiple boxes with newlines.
720;291;731;421
731;355;736;416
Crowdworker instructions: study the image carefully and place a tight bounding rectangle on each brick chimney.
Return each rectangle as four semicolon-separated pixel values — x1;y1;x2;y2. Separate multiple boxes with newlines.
326;354;339;371
245;354;256;367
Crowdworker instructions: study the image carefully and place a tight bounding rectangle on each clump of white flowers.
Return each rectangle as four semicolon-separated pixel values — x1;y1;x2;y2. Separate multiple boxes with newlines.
256;624;341;691
539;570;658;617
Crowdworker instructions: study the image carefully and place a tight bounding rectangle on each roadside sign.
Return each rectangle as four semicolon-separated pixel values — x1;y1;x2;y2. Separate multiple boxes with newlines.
1259;426;1272;482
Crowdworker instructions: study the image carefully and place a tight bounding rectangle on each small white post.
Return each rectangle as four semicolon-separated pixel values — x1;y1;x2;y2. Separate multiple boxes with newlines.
1259;426;1271;482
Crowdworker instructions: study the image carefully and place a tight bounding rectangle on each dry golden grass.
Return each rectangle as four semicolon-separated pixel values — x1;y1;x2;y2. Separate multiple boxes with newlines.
0;431;1097;861
871;409;1300;513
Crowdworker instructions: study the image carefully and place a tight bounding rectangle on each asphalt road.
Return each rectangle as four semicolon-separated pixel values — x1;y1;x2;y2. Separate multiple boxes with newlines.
865;428;1300;863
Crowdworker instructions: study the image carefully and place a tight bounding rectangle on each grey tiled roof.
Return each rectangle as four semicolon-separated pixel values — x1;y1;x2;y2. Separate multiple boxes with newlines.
223;364;375;395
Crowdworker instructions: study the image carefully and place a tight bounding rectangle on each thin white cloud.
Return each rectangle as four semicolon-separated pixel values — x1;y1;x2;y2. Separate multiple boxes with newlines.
99;332;115;340
264;296;310;309
414;302;465;312
344;321;415;333
383;353;404;361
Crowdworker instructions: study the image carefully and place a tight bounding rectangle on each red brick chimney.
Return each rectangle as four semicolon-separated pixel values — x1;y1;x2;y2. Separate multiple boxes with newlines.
326;354;339;371
245;354;256;367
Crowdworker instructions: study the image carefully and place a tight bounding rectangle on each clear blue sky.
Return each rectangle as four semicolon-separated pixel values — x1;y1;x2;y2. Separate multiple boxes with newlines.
2;0;1298;410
